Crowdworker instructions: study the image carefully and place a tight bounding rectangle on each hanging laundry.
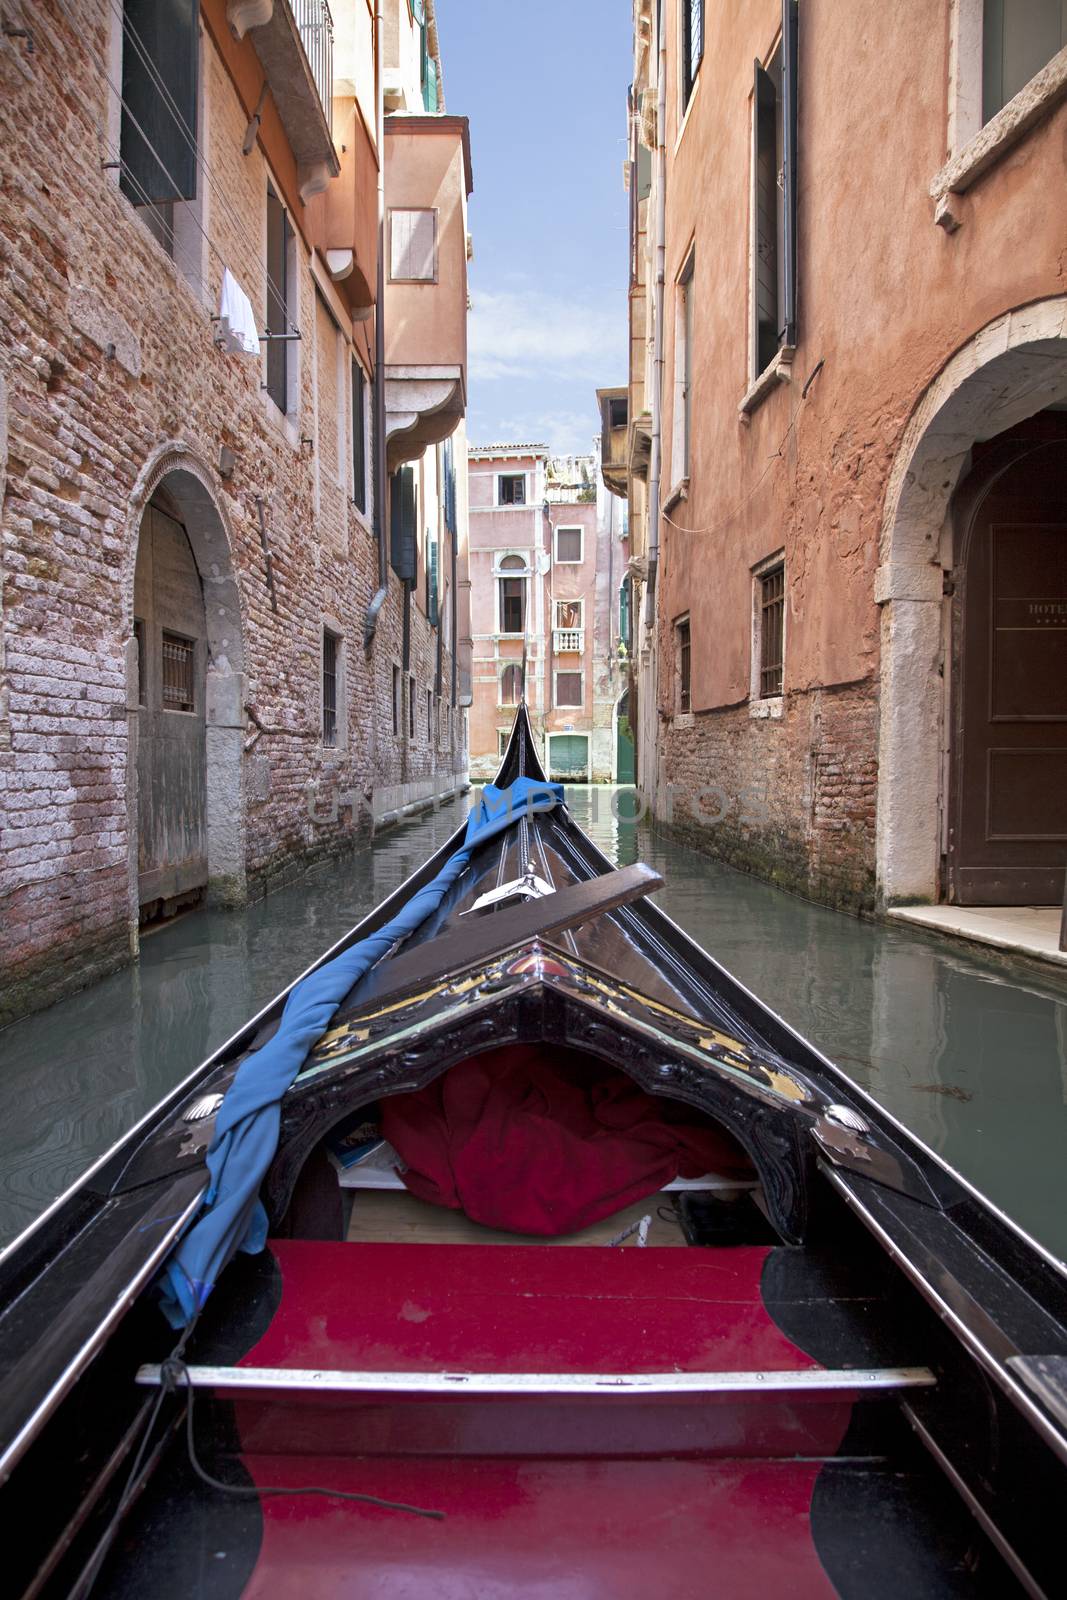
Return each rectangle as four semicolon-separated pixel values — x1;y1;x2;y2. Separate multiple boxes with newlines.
217;267;261;356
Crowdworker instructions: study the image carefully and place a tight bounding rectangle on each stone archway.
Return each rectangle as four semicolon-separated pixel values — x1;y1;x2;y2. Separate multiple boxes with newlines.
876;298;1067;905
122;446;247;933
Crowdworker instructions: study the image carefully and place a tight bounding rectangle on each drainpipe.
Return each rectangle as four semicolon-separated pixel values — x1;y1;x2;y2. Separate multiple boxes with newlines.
364;0;389;653
644;0;666;633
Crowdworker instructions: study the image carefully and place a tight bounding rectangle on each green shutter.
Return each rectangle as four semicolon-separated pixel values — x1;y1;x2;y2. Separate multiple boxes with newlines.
390;468;416;581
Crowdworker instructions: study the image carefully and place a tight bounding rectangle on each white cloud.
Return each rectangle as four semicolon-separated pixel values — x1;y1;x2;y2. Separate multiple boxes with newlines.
471;404;599;457
469;287;625;384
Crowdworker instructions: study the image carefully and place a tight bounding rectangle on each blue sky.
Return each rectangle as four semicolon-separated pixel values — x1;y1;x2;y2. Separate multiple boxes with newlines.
435;1;632;454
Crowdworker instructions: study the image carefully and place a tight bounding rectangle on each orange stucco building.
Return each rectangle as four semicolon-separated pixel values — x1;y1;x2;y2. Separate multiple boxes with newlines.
611;1;1067;913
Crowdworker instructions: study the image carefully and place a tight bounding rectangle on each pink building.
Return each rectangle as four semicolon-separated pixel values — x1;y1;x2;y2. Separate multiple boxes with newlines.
467;444;629;783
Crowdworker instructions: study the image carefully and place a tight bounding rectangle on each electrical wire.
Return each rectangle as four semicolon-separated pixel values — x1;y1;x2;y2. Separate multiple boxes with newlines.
162;1359;446;1521
659;358;823;539
51;0;293;329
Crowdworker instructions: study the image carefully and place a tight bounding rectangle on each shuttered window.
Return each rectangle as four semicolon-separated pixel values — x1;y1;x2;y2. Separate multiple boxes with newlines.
555;672;583;709
351;359;367;513
752;4;798;378
389;209;437;282
682;1;704;111
676;619;691;714
555;527;583;563
266;186;293;414
120;0;199;208
983;0;1067;121
392;665;400;736
427;536;439;626
501;664;523;706
390;467;417;580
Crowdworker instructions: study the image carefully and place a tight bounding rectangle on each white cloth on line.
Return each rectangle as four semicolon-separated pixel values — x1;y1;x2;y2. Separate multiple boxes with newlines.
218;267;261;356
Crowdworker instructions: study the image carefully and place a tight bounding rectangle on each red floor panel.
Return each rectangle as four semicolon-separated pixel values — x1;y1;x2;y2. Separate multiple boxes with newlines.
238;1454;840;1600
245;1241;821;1376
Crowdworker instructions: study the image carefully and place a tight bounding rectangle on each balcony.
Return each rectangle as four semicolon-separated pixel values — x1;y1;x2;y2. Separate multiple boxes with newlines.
384;114;473;469
554;628;584;655
227;0;341;202
598;385;629;498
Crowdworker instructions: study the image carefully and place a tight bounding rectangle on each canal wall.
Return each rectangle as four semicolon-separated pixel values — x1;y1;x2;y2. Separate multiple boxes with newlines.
657;680;879;913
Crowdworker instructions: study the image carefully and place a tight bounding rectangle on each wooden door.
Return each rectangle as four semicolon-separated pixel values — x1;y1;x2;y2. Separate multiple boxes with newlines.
951;437;1067;906
133;502;208;915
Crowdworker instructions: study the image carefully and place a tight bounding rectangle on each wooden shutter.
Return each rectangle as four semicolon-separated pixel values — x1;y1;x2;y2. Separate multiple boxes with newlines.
390;468;416;581
351;360;366;513
781;0;799;349
120;0;199;205
390;210;437;281
752;61;779;377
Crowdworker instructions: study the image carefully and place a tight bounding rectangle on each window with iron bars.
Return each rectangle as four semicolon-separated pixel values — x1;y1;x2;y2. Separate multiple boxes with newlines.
759;564;785;698
162;631;195;712
322;629;339;745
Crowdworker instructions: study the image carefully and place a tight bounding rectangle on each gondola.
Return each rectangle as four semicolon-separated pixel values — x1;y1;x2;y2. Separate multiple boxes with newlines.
1;703;1065;1598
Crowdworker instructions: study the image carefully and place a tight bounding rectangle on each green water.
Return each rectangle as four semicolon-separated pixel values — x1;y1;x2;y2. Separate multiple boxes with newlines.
2;788;1066;1262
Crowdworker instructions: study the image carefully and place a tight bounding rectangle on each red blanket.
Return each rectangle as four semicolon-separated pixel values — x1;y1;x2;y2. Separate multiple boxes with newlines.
380;1045;751;1236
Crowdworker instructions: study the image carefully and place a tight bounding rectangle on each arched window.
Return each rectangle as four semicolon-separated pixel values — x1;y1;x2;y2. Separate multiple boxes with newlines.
500;664;523;706
498;554;527;634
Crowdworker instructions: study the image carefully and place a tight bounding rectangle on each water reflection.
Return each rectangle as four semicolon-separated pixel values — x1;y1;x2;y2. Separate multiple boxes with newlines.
2;786;1066;1264
569;786;1067;1263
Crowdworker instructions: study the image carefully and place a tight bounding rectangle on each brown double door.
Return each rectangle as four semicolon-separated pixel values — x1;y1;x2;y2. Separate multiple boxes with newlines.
950;434;1067;906
133;500;208;916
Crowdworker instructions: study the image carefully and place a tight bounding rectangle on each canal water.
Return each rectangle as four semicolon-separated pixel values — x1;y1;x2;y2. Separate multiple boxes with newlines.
1;788;1066;1263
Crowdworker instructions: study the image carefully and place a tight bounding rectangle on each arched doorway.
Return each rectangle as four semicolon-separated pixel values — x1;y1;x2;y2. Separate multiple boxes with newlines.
134;493;207;919
125;451;247;933
949;421;1067;905
876;299;1067;906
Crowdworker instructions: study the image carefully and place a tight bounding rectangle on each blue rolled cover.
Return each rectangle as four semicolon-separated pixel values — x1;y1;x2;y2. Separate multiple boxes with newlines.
159;777;563;1327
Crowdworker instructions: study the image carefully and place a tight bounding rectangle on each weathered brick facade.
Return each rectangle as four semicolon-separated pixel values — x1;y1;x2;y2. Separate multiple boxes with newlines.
0;2;469;1024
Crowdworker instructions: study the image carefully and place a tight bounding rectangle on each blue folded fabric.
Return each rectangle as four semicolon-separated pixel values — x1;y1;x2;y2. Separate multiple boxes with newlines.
158;778;563;1327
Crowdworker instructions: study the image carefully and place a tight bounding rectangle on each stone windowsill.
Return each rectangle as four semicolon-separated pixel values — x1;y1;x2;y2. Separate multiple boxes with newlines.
662;479;689;514
931;46;1067;230
738;346;795;421
672;711;695;728
749;695;783;720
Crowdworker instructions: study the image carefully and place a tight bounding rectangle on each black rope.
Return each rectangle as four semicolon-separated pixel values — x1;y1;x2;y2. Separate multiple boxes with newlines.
162;1359;445;1521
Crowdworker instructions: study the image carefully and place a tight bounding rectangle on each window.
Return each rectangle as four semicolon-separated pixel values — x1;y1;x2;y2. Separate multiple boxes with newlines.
555;670;583;709
392;664;400;736
608;395;628;430
427;689;433;742
752;8;798;379
556;599;583;629
498;730;510;757
758;564;785;698
408;675;416;738
500;663;523;705
351;359;367;514
390;467;416;580
675;252;695;480
498;555;526;634
498;474;526;506
984;0;1067;121
266;184;294;414
426;534;439;626
681;0;704;111
554;526;583;563
322;630;340;746
119;0;198;251
675;618;691;714
389;208;437;281
442;435;457;533
161;631;195;712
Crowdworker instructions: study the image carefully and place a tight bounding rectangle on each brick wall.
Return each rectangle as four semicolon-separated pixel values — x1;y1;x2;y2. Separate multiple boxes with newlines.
0;5;465;1025
658;680;879;912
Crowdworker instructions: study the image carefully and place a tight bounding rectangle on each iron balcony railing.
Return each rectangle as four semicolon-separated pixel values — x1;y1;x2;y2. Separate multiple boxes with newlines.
291;0;334;122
